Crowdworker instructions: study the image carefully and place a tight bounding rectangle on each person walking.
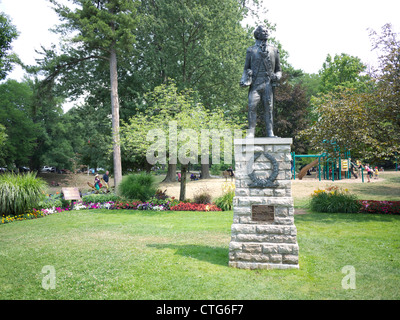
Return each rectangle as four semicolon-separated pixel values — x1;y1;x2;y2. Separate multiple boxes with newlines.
364;164;372;183
102;171;110;191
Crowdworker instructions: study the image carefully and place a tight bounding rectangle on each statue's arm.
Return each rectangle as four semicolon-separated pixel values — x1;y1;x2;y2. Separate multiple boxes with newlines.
274;48;282;81
240;48;252;87
243;47;252;71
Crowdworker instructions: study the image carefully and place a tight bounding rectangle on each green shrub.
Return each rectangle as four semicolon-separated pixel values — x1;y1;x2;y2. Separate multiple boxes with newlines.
82;193;119;204
310;186;361;213
0;172;47;216
214;190;234;211
117;173;157;202
37;197;63;210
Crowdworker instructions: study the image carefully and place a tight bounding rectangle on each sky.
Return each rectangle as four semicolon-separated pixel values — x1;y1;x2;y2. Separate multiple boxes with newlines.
1;0;400;81
0;0;62;81
261;0;400;73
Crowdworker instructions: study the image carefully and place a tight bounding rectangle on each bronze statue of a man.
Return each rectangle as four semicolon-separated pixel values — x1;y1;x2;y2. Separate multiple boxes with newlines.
240;25;282;138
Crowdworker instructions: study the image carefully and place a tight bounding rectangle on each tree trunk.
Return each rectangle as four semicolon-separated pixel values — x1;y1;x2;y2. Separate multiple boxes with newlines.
179;164;188;201
110;44;122;188
162;163;177;182
201;163;211;179
144;161;152;173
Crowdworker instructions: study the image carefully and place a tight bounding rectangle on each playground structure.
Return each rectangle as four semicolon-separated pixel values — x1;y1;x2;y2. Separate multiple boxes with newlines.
291;139;365;182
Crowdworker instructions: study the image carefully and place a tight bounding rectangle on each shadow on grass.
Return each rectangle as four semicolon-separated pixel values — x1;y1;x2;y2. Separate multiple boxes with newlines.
147;243;229;267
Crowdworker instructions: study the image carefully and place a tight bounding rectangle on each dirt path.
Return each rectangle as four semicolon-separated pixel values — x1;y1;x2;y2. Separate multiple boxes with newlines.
159;178;234;200
160;171;387;200
37;172;114;195
39;170;387;201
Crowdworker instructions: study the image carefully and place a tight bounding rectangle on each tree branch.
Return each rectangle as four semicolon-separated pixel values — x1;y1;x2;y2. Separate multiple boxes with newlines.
44;54;109;84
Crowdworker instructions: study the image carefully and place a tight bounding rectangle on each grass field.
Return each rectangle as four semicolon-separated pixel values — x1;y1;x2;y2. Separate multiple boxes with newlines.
1;171;399;300
1;210;399;300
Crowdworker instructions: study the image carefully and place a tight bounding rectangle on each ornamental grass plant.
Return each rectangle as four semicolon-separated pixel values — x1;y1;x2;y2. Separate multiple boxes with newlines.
193;187;212;204
117;173;157;202
213;191;234;211
0;172;47;216
213;181;235;211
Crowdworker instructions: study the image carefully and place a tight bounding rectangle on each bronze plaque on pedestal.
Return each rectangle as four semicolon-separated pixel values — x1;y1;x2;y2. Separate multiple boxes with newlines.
252;205;274;222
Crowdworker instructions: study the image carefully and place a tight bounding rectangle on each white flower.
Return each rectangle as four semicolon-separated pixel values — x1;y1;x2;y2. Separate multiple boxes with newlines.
73;202;86;210
152;205;164;211
101;202;112;209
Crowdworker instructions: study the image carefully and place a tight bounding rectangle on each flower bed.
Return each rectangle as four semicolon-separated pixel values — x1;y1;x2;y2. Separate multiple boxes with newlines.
1;207;69;224
170;202;221;212
358;200;400;215
1;198;223;225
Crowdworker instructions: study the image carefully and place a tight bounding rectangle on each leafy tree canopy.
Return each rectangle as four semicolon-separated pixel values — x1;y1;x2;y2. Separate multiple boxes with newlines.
0;12;19;80
121;80;241;167
0;80;38;167
318;53;372;94
298;25;400;163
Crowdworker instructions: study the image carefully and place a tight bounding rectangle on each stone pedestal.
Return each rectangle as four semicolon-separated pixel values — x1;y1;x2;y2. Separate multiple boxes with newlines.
229;138;299;270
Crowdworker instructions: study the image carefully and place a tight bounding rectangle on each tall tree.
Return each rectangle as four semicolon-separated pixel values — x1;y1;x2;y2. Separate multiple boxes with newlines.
0;124;7;163
0;76;70;171
0;80;39;168
274;71;309;154
299;25;400;163
318;53;371;94
369;23;400;159
27;76;69;172
0;12;19;80
135;0;251;109
133;0;255;179
55;105;112;171
297;88;386;161
0;124;6;147
40;0;140;187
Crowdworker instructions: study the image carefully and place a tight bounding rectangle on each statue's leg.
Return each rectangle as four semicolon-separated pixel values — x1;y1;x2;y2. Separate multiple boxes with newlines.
247;88;260;137
263;86;275;137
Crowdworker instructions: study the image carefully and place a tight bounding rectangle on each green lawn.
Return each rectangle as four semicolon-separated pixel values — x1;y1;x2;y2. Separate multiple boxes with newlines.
1;209;399;300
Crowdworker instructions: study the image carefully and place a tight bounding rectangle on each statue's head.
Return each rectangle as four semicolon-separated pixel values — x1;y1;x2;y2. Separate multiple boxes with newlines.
254;25;269;40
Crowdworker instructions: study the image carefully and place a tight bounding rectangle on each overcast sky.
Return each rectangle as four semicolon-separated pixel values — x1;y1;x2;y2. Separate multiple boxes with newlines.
1;0;400;81
0;0;62;81
262;0;400;73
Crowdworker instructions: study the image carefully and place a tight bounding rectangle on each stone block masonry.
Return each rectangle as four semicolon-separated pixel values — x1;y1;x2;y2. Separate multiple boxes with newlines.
229;137;299;270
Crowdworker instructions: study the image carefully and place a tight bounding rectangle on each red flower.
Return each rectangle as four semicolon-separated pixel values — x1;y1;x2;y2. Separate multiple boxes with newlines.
358;200;400;215
170;202;222;212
